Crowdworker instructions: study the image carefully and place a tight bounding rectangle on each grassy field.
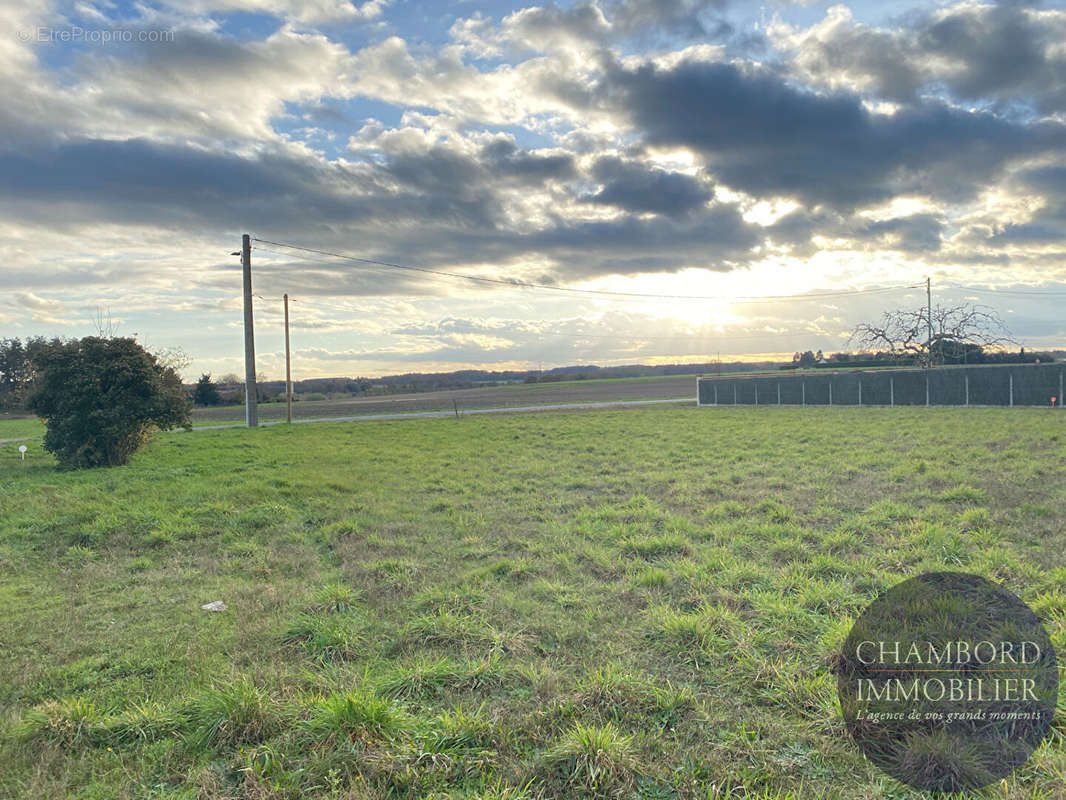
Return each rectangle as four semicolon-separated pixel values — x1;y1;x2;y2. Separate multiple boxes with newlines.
0;416;45;441
189;376;696;426
0;406;1064;799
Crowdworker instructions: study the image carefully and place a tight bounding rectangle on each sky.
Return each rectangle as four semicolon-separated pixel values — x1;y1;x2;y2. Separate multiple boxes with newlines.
2;0;1065;379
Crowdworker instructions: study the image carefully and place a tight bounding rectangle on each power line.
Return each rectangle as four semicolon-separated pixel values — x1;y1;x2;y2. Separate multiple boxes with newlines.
945;283;1066;298
397;326;836;343
252;292;840;343
251;293;839;342
241;238;1061;364
251;238;923;303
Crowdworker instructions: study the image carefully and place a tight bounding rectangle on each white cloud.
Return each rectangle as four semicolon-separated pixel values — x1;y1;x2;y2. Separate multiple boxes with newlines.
161;0;389;26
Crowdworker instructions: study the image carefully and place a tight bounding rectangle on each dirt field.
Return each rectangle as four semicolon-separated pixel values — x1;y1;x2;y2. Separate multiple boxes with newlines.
190;375;698;424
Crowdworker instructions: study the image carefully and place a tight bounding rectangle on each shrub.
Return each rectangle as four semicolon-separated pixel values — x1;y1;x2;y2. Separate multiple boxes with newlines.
192;373;222;406
29;337;190;468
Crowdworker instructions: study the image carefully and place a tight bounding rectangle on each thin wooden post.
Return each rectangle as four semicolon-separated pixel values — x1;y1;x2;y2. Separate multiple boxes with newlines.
858;380;862;406
925;376;930;407
802;382;806;406
777;384;781;405
926;277;933;365
829;383;833;406
284;293;293;424
965;374;969;407
241;233;258;428
1009;373;1014;407
890;377;894;407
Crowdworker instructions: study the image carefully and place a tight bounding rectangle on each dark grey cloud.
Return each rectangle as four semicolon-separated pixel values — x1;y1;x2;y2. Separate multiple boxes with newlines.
342;201;761;283
517;204;759;276
788;3;1066;112
0;138;394;234
920;4;1046;100
479;139;577;182
858;213;944;253
0;134;574;237
564;57;1066;210
764;208;944;254
0;132;761;291
583;156;712;216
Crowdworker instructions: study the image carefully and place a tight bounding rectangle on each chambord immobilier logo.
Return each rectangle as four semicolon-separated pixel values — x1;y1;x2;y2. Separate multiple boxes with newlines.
836;572;1058;793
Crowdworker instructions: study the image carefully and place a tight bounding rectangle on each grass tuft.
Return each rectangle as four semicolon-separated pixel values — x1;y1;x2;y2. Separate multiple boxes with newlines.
282;611;364;660
543;721;640;798
185;677;286;750
17;697;106;747
303;688;409;744
311;581;359;613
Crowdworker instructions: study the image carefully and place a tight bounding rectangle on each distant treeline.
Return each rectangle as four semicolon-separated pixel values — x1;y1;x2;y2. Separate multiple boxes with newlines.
6;333;1061;412
780;348;1058;370
197;361;776;405
331;361;774;391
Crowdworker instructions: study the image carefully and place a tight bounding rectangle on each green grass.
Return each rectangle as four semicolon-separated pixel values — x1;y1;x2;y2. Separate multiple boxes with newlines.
0;416;44;441
0;406;1064;798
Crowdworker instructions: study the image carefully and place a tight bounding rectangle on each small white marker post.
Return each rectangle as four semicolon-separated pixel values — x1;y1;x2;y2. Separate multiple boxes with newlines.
18;445;27;462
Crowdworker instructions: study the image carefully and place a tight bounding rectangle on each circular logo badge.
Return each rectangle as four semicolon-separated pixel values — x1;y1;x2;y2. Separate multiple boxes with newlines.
836;572;1058;793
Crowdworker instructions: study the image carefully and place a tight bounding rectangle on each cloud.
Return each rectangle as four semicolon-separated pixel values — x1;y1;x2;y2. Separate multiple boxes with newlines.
455;0;733;57
775;2;1066;112
73;27;355;142
966;165;1066;246
160;0;389;26
553;53;1066;210
13;291;64;313
0;112;765;291
583;155;712;216
7;291;84;326
609;0;732;41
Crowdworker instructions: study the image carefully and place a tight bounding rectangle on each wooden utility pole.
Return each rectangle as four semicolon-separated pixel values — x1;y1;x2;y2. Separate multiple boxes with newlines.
926;276;933;369
284;293;293;424
242;233;258;427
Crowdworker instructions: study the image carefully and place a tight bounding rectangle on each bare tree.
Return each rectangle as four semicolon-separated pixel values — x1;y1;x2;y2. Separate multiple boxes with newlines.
93;307;119;338
148;345;191;377
850;303;1016;367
